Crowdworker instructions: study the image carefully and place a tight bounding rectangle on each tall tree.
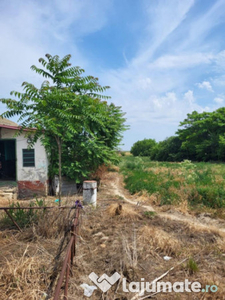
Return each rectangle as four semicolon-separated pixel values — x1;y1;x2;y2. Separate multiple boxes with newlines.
0;54;127;204
177;108;225;161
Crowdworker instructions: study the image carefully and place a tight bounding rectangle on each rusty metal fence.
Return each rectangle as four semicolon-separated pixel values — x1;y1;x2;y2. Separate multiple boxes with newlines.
53;202;81;300
0;200;82;299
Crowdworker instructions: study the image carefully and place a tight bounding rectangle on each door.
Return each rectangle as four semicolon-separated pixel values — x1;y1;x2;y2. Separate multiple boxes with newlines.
0;140;16;180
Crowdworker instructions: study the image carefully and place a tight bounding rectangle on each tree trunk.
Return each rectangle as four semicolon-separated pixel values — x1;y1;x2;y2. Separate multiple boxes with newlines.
56;137;62;206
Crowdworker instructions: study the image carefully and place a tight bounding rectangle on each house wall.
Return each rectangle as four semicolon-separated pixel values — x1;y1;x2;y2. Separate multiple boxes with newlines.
0;128;48;198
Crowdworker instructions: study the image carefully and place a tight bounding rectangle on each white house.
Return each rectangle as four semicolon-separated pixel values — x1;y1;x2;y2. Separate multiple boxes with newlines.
0;118;48;198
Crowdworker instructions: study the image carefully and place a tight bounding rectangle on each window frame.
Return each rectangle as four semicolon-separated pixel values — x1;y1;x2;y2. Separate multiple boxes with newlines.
22;149;35;167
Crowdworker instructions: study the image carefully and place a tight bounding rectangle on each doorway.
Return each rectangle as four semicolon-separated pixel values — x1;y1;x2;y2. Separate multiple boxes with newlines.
0;140;16;180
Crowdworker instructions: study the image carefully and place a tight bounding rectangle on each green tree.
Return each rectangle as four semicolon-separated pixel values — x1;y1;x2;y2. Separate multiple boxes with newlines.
151;136;184;161
177;108;225;161
0;54;127;204
130;138;156;156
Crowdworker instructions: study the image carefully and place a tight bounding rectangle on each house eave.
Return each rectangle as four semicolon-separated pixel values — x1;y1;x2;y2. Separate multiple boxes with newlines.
0;125;36;131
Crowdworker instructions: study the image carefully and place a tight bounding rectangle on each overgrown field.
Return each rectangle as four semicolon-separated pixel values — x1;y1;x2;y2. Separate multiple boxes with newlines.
0;170;225;299
120;156;225;211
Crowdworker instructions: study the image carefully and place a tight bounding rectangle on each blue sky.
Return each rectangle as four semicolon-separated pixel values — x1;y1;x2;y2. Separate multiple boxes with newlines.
1;0;225;150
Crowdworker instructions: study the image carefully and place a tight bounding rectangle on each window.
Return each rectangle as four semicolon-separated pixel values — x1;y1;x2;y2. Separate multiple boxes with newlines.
23;149;35;167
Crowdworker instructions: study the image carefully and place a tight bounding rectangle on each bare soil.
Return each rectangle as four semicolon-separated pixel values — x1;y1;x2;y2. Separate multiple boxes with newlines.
0;170;225;300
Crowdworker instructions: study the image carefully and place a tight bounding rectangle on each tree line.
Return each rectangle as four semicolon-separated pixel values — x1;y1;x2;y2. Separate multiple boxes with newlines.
131;108;225;162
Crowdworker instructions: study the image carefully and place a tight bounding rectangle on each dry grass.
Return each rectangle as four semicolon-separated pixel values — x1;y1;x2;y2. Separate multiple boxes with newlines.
138;225;181;257
122;227;138;268
0;202;79;300
1;199;225;300
134;190;161;206
217;236;225;253
106;203;142;220
184;221;224;239
175;199;190;214
0;198;32;207
147;167;170;175
89;164;109;184
33;208;72;239
214;174;224;184
0;245;53;300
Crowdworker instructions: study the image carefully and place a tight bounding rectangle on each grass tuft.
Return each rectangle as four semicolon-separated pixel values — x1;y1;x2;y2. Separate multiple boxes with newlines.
186;257;199;274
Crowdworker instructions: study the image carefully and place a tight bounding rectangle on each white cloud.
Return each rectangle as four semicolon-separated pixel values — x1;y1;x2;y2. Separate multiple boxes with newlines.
138;77;152;90
179;0;225;50
196;81;214;92
183;90;195;106
214;97;224;104
150;53;213;70
133;0;195;66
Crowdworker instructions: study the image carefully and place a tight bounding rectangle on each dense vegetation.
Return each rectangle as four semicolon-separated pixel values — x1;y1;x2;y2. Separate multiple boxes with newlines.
130;138;156;156
131;108;225;162
120;156;225;209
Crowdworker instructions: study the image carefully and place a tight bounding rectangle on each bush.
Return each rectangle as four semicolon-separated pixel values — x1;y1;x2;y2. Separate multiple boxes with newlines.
130;139;157;157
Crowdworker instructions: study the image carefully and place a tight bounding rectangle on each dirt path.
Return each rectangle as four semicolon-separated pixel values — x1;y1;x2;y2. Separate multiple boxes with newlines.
110;174;155;211
105;171;225;234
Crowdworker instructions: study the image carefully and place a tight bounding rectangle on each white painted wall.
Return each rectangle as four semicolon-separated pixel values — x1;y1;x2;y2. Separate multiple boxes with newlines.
1;128;48;182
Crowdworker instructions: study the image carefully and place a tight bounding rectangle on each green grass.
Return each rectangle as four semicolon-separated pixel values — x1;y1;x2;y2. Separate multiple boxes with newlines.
143;211;157;219
187;257;199;274
119;156;225;208
1;199;47;228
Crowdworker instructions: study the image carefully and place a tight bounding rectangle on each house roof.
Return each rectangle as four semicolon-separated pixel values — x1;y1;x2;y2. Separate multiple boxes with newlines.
0;118;36;131
0;117;18;127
